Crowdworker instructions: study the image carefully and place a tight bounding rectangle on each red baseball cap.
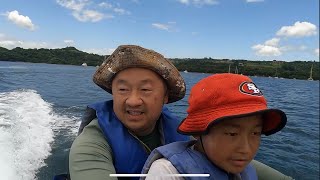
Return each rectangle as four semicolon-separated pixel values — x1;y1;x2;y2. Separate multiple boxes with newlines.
178;73;287;136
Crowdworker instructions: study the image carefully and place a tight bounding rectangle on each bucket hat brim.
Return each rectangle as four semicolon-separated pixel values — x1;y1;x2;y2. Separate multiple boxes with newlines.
178;102;287;136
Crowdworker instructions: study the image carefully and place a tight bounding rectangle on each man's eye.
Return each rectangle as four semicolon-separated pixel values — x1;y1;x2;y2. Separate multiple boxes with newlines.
141;89;151;91
253;131;262;136
225;132;238;136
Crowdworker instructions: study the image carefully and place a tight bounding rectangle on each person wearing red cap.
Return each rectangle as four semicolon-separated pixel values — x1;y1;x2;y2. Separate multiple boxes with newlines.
142;73;291;180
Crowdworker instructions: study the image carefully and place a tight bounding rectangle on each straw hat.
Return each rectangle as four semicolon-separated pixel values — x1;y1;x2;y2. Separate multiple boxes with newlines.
93;45;186;103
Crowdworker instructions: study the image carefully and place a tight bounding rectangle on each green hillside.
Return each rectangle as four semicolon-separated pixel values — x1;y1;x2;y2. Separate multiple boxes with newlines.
0;46;318;80
0;46;105;66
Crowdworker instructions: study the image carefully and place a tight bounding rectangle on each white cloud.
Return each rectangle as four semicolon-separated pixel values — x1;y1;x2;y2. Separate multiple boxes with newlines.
0;40;21;49
252;21;318;57
56;0;87;11
252;44;282;56
99;2;130;15
246;0;264;2
72;10;106;22
152;23;170;31
177;0;219;6
276;21;317;37
265;38;280;47
252;38;282;56
0;39;49;49
64;40;75;45
315;48;319;56
0;33;116;56
99;2;113;9
56;0;117;22
6;10;36;31
83;48;115;55
152;22;178;32
113;8;130;15
0;33;61;49
178;0;189;5
57;0;130;22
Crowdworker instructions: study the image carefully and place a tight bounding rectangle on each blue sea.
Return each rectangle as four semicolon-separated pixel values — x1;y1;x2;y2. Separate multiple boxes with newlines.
0;61;319;180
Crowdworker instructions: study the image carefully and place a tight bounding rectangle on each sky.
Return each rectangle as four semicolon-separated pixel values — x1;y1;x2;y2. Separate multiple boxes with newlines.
0;0;319;62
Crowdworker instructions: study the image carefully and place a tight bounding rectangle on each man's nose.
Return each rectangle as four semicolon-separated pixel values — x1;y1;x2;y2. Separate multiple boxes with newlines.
126;91;143;106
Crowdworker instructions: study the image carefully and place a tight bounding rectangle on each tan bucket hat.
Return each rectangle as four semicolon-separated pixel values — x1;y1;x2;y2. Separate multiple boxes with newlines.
93;45;186;103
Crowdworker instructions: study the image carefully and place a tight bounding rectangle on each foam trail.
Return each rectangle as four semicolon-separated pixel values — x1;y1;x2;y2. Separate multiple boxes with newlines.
0;89;56;180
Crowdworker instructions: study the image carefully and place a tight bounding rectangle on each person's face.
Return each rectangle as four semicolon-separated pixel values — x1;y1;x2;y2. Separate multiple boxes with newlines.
200;115;263;174
111;68;168;136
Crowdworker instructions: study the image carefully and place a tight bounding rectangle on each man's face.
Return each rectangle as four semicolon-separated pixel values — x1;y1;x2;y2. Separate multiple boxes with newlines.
201;115;263;174
111;68;168;136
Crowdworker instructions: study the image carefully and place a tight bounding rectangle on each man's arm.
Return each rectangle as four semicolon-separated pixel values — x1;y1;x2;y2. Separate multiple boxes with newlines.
69;119;117;180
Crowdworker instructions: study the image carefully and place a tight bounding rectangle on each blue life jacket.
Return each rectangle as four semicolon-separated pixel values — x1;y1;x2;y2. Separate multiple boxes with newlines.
88;100;189;178
142;140;257;180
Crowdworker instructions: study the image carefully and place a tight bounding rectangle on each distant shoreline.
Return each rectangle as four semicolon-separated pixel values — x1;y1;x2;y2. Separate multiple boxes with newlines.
0;46;318;80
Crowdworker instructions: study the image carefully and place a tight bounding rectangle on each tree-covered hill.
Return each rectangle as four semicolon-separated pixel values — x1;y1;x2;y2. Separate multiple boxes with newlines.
0;46;105;66
172;58;319;80
0;46;318;80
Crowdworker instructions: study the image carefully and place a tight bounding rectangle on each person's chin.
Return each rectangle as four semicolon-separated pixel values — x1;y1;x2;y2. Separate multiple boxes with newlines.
125;120;144;131
226;161;249;174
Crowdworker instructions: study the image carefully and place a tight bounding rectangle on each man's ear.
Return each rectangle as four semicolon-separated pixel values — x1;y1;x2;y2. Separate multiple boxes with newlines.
164;94;169;104
163;88;169;104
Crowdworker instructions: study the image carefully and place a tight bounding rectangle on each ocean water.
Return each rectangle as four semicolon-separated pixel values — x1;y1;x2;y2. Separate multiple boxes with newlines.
0;61;319;180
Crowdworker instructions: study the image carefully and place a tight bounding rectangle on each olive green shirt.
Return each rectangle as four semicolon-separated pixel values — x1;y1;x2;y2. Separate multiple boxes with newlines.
69;119;162;180
69;119;116;180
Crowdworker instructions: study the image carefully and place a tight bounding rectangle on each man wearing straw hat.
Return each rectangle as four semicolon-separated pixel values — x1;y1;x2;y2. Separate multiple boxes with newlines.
68;45;189;180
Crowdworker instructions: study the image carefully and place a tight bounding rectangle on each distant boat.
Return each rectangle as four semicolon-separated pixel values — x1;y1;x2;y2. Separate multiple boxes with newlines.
81;63;88;67
307;64;313;81
183;70;188;73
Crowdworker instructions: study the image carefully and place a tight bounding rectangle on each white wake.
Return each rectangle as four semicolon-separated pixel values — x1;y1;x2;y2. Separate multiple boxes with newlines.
0;89;78;180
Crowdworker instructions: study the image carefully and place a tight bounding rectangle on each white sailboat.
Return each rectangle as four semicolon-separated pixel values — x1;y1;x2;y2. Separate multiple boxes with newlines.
307;64;313;81
81;62;88;67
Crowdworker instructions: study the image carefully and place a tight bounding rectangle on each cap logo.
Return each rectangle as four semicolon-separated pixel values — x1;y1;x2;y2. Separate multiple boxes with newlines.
240;82;263;96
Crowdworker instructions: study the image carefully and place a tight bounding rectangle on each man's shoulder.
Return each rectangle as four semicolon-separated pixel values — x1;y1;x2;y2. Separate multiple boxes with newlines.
79;119;104;139
70;118;112;156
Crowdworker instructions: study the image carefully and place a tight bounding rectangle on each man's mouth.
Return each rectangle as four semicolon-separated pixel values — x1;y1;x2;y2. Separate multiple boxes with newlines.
127;110;143;115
